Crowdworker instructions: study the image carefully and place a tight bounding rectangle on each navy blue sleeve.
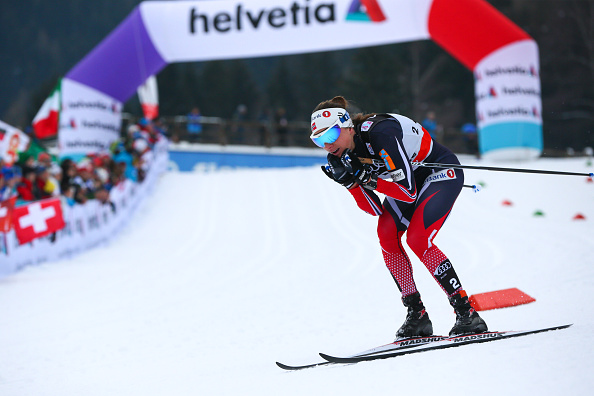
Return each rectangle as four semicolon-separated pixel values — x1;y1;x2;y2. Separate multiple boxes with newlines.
369;120;416;196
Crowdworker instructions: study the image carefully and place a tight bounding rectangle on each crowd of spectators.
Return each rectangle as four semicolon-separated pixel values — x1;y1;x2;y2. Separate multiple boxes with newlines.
0;117;166;211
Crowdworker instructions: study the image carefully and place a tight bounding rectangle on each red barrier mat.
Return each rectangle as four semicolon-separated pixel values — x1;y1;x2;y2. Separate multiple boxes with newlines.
469;288;536;311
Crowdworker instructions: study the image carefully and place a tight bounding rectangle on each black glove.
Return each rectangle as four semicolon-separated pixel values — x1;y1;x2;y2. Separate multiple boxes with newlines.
340;149;378;190
322;153;358;189
321;150;378;190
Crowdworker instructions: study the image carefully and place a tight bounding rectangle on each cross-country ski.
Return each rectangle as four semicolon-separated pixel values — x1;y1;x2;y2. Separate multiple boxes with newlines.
276;325;572;370
276;334;448;370
319;324;572;365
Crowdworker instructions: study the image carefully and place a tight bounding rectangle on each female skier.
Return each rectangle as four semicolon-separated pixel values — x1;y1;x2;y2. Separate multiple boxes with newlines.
310;96;487;338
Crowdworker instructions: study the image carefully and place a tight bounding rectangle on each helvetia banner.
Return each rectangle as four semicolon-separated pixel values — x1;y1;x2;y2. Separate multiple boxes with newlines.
58;78;122;160
474;41;542;160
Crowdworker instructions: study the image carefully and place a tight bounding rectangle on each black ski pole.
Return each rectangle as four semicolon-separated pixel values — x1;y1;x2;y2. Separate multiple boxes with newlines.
414;162;594;178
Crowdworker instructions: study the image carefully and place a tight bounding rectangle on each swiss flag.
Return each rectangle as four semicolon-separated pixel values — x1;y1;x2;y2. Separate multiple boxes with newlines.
12;198;66;244
0;196;16;232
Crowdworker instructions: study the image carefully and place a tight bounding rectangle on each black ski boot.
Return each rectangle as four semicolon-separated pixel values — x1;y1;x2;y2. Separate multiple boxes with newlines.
395;292;433;339
449;291;488;336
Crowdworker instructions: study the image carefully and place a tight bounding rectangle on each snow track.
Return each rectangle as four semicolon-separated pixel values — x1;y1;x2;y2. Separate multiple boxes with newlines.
0;158;593;395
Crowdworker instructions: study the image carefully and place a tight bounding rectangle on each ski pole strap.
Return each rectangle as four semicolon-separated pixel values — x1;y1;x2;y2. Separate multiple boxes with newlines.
414;162;594;178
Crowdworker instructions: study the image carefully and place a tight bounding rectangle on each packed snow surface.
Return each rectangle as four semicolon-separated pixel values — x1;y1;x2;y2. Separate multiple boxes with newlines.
1;156;593;395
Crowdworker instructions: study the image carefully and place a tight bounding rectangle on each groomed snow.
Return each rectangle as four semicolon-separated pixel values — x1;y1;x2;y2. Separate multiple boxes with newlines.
1;156;593;395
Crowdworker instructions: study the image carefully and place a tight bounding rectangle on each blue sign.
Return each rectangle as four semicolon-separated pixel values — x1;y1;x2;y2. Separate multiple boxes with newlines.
168;148;326;172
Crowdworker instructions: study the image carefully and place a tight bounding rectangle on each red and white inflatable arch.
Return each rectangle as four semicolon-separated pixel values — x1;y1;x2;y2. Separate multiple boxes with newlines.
55;0;541;160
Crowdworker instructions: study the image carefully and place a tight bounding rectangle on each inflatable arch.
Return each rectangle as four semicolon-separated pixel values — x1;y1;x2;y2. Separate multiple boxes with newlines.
60;0;542;160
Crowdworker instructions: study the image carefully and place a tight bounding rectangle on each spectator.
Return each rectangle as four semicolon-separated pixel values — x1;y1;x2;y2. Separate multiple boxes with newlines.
112;161;127;185
186;107;203;142
133;138;152;182
72;183;88;205
422;111;438;139
62;183;77;207
94;186;115;212
60;159;77;193
113;144;137;183
46;164;62;197
74;159;96;198
1;166;18;201
16;166;36;202
136;118;158;148
232;104;248;143
37;152;53;168
258;108;271;146
275;108;289;146
153;118;170;140
461;122;479;157
34;166;52;200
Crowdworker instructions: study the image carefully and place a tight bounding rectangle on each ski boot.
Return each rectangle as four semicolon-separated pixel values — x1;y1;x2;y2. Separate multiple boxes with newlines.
449;291;488;336
395;292;433;339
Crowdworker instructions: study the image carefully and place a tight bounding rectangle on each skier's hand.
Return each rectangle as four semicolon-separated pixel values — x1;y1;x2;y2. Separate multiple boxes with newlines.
340;149;378;190
321;153;358;189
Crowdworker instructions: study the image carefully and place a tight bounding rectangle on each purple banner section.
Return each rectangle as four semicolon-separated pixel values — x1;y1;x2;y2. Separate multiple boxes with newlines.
66;6;167;102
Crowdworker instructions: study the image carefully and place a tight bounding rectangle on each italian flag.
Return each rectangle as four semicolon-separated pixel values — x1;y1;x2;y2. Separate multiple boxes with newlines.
32;79;62;139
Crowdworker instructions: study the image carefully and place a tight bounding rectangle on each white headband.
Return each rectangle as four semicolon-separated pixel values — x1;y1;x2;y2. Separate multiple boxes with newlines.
310;107;354;133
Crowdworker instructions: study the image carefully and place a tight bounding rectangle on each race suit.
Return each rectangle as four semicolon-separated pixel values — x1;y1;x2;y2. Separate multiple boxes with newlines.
348;113;465;297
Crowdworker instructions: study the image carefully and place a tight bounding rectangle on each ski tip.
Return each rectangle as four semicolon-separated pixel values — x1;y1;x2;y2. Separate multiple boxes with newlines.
276;360;330;371
276;361;294;370
319;352;356;364
319;352;345;363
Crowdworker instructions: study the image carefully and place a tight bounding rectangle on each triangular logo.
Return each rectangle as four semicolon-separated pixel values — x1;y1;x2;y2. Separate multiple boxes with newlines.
346;0;387;22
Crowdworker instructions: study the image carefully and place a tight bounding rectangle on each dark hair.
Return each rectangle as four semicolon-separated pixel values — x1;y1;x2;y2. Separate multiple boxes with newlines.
313;96;349;112
313;96;376;126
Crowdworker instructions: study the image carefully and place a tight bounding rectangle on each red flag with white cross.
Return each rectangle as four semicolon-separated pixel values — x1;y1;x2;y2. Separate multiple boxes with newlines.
12;197;66;244
0;196;16;232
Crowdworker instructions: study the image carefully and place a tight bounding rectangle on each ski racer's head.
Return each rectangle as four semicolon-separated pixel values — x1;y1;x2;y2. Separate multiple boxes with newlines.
310;96;356;157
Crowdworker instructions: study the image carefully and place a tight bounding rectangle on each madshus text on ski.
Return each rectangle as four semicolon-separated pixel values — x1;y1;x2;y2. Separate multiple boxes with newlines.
189;1;336;34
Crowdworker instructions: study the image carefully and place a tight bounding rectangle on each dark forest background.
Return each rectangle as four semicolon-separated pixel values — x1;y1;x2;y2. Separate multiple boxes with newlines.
1;0;593;152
